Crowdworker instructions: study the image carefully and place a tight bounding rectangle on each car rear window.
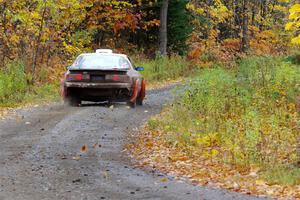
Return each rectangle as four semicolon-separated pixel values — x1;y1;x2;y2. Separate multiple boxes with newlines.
72;54;131;70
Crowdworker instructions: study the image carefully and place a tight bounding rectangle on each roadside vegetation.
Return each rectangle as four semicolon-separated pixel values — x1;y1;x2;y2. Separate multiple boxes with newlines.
130;56;300;198
135;55;193;87
0;61;59;107
151;56;300;172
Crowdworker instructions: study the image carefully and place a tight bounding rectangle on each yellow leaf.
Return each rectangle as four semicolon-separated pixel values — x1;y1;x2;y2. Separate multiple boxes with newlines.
255;179;266;186
211;149;219;157
160;178;168;183
291;35;300;45
290;4;300;13
285;22;294;31
289;12;298;20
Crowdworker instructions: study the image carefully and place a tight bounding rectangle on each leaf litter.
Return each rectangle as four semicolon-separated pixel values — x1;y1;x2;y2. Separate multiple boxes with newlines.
127;124;300;199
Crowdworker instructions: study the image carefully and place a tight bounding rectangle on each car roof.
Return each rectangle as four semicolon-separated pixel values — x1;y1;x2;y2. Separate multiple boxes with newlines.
78;52;128;59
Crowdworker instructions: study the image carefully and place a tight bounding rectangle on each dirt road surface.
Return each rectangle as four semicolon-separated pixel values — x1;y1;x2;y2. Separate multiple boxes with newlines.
0;86;270;200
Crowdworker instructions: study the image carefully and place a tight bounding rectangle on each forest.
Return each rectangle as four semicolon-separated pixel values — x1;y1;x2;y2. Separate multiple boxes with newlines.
0;0;300;198
0;0;297;81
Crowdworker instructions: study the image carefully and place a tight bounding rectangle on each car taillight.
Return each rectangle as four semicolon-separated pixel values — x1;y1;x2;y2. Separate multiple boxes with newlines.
111;75;120;81
67;74;83;81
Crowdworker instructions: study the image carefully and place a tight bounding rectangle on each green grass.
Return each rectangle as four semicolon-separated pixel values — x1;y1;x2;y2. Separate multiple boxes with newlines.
148;56;300;185
0;61;27;105
134;54;192;83
0;61;60;108
148;118;160;131
261;166;300;186
0;83;60;108
22;83;60;105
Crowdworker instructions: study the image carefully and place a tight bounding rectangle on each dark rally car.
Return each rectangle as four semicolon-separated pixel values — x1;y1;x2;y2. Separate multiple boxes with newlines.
60;49;146;107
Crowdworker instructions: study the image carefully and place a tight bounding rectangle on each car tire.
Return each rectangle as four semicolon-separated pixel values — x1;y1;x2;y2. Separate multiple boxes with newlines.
137;95;143;106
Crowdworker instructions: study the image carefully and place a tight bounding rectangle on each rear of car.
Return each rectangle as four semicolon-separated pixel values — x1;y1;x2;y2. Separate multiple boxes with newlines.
61;50;145;107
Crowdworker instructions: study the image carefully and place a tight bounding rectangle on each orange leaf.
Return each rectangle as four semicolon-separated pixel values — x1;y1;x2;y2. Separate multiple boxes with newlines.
81;145;88;153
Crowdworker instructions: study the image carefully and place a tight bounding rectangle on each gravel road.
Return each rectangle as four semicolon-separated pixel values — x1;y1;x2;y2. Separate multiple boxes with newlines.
0;86;270;200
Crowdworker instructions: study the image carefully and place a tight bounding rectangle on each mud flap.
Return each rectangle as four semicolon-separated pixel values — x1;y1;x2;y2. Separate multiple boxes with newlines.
130;80;139;103
140;79;146;101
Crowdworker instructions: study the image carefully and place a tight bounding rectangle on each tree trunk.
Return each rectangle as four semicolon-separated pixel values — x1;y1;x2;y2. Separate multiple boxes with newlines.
0;2;7;68
241;0;249;53
32;1;47;82
159;0;169;56
233;0;241;38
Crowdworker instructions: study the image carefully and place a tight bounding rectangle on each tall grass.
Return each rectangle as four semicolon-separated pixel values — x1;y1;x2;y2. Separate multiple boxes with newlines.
0;61;27;105
150;56;300;181
0;61;59;107
135;54;191;83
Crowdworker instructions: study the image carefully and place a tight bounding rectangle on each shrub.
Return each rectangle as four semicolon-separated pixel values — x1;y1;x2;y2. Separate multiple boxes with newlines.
156;56;300;170
0;61;60;107
0;61;27;105
135;55;191;82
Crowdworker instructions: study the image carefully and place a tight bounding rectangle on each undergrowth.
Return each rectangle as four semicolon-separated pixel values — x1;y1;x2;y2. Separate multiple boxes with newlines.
0;61;60;107
135;54;192;82
149;56;300;185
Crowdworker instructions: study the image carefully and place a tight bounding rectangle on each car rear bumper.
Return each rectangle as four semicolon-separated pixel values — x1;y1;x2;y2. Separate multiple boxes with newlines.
65;82;132;89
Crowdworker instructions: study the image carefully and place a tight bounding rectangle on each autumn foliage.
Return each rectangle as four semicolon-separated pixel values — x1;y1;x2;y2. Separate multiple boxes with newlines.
0;0;159;80
129;56;300;199
186;0;291;66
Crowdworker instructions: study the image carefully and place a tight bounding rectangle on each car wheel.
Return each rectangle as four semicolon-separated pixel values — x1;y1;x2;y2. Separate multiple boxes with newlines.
137;95;143;105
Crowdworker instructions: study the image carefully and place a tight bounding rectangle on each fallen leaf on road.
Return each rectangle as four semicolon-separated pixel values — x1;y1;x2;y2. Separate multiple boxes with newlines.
160;178;168;183
93;143;102;149
102;171;109;179
126;113;300;199
80;145;87;153
72;156;80;160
